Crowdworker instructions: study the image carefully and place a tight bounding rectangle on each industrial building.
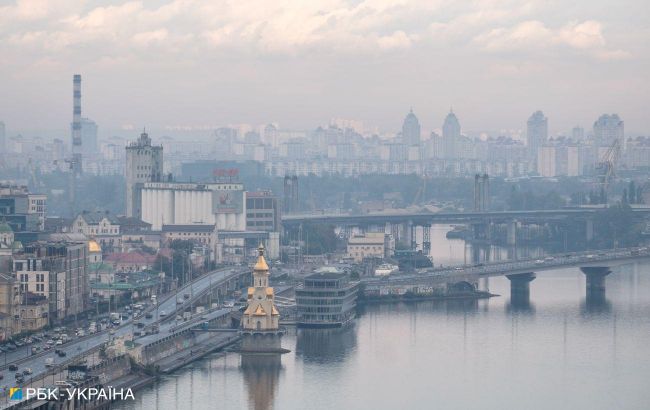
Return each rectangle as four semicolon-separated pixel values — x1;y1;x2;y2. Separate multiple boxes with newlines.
125;131;164;218
140;181;246;231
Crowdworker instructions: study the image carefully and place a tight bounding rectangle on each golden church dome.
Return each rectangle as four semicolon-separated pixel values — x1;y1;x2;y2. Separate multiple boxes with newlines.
88;239;102;253
253;244;269;272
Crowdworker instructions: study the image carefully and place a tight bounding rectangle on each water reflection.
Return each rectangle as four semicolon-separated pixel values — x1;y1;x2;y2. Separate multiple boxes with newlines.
295;326;357;363
582;292;612;315
506;296;536;314
241;354;282;410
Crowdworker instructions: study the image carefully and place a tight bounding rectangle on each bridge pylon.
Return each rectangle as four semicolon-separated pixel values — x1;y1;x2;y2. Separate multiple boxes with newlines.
506;272;536;309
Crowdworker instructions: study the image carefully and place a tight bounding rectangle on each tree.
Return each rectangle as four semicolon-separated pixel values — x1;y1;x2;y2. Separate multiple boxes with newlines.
304;224;338;255
592;203;644;248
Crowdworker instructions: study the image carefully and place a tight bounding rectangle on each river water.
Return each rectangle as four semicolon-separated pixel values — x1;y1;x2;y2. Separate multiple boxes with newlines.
117;226;650;410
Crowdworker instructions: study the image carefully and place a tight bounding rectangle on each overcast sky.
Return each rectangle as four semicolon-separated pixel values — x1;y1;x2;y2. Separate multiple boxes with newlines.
0;0;648;137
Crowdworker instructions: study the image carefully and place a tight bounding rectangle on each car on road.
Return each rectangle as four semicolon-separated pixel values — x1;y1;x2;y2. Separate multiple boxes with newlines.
8;364;18;371
145;313;153;319
534;259;544;265
22;368;32;375
160;310;167;317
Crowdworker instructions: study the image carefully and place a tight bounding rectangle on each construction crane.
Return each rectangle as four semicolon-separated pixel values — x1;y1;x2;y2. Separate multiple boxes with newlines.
594;138;621;203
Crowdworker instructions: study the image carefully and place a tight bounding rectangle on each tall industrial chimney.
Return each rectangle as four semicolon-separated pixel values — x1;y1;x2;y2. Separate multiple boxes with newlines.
71;74;82;175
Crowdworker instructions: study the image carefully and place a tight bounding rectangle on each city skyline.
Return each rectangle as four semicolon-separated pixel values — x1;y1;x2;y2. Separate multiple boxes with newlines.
0;0;648;134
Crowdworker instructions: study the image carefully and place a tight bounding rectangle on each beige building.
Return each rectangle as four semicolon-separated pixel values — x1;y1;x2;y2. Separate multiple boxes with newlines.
347;233;388;263
17;294;48;332
242;246;279;331
71;211;121;253
0;273;18;340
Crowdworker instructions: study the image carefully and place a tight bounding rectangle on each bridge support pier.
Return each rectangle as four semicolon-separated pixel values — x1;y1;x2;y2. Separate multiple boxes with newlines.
507;220;517;246
585;219;594;242
581;266;611;311
422;225;431;252
405;220;416;250
580;266;611;295
506;272;535;307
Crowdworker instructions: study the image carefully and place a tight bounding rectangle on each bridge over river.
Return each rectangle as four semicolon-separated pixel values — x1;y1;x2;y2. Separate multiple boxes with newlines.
282;208;650;248
362;246;650;306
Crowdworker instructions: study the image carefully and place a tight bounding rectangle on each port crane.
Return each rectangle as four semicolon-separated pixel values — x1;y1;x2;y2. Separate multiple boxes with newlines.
594;138;621;203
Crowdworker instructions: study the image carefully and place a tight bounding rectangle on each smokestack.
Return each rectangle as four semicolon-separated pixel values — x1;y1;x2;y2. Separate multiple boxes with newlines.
72;74;82;175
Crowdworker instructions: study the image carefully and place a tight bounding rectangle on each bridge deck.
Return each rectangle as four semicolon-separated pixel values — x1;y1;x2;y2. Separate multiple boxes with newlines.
364;247;650;286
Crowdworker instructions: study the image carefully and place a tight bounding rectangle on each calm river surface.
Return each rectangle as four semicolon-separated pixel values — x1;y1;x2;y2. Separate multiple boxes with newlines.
117;226;650;410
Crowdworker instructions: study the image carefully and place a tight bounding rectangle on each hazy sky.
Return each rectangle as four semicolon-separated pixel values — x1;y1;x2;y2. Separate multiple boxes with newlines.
1;0;649;136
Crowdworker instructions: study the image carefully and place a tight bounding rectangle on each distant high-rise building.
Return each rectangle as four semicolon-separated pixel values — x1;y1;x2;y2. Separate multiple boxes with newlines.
593;114;623;148
283;175;299;213
442;110;461;158
264;124;279;148
526;110;548;166
401;109;421;146
571;126;584;141
0;121;5;153
70;118;98;155
81;118;98;154
125;131;163;218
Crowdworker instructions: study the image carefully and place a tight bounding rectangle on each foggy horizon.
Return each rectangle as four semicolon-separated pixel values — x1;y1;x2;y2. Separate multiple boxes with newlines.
1;0;649;136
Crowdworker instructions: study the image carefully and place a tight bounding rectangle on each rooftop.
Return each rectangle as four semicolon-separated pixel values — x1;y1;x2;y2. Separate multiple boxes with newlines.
162;224;216;233
77;210;120;225
105;252;156;264
305;271;347;280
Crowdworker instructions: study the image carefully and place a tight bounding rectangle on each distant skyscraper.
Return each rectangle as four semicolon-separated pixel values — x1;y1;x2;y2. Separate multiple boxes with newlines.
572;126;584;141
81;118;98;154
593;114;623;148
526;110;548;164
125;131;163;218
264;124;279;147
401;109;421;146
0;121;5;153
442;110;461;159
71;118;98;155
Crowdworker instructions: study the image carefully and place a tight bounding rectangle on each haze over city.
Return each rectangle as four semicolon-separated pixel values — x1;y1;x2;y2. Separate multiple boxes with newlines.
1;0;649;135
1;1;650;410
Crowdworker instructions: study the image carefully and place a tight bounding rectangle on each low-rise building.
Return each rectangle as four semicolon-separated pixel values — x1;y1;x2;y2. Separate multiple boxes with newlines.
0;273;18;340
71;210;121;253
246;191;281;232
17;292;48;332
104;251;157;273
347;233;388;263
295;268;359;328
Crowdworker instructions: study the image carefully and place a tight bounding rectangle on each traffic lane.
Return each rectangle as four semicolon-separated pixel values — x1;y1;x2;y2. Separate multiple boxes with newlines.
0;333;112;384
1;268;244;384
